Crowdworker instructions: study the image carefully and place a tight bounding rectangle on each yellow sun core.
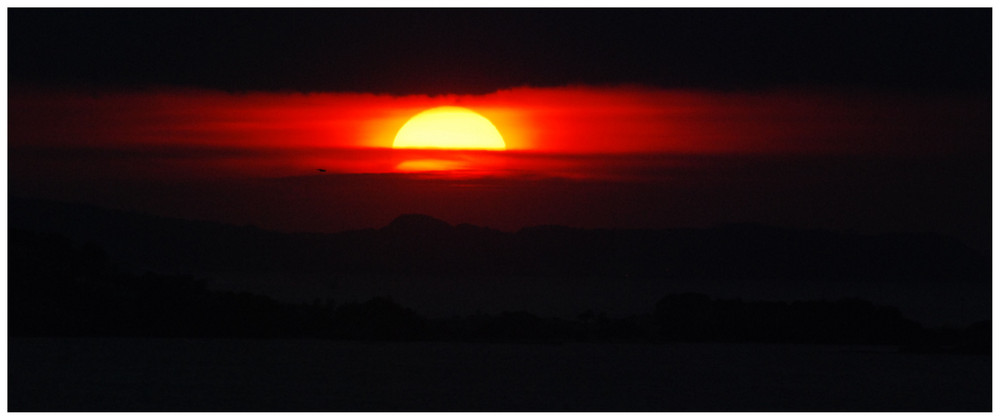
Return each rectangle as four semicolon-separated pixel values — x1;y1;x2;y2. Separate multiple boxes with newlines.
393;106;506;150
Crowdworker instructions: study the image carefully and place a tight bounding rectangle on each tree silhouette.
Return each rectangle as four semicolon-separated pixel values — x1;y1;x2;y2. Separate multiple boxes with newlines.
653;293;926;345
11;224;985;350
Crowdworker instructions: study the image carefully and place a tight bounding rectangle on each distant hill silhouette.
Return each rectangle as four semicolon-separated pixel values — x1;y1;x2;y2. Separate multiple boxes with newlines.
9;197;990;331
9;226;989;351
10;197;988;284
383;213;453;236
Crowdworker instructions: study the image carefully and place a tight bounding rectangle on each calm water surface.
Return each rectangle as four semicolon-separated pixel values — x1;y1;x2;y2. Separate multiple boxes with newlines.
8;337;990;411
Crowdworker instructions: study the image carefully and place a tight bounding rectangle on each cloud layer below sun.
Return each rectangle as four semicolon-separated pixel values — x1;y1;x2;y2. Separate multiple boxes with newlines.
9;85;988;182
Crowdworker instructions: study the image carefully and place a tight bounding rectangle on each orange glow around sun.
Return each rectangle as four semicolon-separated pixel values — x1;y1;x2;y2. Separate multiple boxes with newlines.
9;85;972;181
393;106;506;150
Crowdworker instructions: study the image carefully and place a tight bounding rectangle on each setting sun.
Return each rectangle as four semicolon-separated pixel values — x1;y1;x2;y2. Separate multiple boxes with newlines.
393;106;506;150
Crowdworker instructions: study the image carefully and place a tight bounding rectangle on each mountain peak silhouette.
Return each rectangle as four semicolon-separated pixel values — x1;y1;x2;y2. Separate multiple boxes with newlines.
382;214;452;235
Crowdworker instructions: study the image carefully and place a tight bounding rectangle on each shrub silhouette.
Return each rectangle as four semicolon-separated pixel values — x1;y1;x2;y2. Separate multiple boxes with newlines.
332;297;428;341
12;227;968;348
654;293;925;344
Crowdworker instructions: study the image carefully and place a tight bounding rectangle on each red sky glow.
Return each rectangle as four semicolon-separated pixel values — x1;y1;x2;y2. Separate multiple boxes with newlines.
9;85;985;182
9;85;989;248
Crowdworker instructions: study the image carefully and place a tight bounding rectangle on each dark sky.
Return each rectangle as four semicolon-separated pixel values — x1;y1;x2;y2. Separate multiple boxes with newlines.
9;8;991;94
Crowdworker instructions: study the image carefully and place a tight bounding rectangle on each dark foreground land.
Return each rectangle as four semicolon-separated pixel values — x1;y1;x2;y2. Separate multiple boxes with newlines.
9;338;991;411
8;199;992;411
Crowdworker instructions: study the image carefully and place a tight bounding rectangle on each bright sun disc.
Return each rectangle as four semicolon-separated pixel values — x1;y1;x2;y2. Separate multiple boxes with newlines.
393;106;506;150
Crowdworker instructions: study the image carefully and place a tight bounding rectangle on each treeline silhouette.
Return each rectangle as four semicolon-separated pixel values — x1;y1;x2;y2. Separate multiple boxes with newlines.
10;229;988;353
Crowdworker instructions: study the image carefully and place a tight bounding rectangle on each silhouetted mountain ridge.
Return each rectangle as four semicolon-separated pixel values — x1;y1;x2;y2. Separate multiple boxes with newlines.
382;213;453;236
9;198;988;286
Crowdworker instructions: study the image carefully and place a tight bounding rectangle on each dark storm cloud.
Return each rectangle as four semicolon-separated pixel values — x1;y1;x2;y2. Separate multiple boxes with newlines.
8;8;991;94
